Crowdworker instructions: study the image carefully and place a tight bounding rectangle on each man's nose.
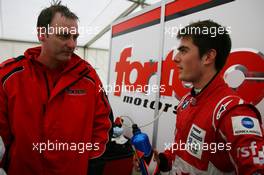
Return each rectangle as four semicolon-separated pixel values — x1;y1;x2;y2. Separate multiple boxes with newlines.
173;52;180;63
66;37;76;50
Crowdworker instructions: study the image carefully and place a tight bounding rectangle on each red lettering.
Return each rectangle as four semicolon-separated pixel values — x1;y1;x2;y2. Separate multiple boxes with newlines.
114;47;157;96
114;48;264;104
160;50;188;98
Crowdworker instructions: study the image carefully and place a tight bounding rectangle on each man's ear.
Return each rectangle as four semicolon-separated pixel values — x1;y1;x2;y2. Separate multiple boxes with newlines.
37;27;46;42
202;49;217;65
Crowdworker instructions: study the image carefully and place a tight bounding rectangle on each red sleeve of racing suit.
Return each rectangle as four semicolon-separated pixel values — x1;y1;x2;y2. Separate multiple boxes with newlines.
218;105;264;175
158;95;188;172
89;71;112;159
158;149;176;172
0;81;11;169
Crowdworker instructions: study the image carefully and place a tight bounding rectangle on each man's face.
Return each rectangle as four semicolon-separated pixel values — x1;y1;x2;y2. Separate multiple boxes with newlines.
42;13;79;62
174;37;204;83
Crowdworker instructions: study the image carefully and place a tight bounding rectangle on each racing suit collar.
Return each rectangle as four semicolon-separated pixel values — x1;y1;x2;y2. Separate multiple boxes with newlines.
190;72;226;103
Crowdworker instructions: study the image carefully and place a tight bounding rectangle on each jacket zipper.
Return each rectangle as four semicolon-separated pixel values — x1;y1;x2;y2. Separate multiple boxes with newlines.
43;72;50;115
42;72;50;174
43;72;50;98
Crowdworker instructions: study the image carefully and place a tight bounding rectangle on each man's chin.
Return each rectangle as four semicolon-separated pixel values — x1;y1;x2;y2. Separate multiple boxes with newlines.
179;76;191;83
58;56;71;62
178;75;185;81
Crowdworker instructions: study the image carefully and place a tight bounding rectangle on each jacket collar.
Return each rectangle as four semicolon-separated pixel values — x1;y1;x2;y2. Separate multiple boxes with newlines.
24;46;91;101
24;46;89;76
190;73;227;103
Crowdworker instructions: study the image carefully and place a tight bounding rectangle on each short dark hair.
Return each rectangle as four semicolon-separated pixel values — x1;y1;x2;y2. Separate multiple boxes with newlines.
37;1;78;30
177;20;231;72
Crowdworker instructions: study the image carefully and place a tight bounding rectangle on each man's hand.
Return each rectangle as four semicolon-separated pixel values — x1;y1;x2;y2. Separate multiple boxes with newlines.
153;149;160;166
133;153;141;172
133;149;161;171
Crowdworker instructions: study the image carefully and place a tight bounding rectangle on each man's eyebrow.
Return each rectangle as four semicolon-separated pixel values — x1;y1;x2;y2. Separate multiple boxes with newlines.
177;46;189;51
57;32;79;36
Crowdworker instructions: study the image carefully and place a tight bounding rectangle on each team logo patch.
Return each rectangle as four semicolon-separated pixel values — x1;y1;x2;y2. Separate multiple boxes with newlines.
232;116;262;137
65;88;86;95
186;124;206;159
241;117;254;129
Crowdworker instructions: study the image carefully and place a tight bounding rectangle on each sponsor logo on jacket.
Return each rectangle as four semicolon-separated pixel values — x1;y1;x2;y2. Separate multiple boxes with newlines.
65;88;86;95
232;116;263;137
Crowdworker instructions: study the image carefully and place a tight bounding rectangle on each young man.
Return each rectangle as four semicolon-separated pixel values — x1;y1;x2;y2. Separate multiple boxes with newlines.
155;20;264;174
0;3;111;175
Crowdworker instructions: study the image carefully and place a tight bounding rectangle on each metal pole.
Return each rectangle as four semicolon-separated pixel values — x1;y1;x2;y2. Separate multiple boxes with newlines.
152;0;166;148
83;3;140;48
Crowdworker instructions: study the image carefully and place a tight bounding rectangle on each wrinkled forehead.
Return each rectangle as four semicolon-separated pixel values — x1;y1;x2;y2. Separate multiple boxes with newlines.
50;13;78;28
48;13;79;34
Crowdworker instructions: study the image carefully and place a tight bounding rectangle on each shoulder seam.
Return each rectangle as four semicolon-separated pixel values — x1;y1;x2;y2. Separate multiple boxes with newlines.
0;55;25;69
1;66;24;86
